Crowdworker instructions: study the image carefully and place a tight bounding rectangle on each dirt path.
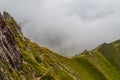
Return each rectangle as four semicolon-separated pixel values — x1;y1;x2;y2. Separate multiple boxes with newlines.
35;69;49;80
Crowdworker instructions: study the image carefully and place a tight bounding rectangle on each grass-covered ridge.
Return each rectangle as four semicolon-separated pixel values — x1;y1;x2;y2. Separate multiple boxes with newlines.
1;11;120;80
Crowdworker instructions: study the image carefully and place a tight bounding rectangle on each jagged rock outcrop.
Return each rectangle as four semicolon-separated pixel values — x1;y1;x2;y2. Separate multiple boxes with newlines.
0;12;22;79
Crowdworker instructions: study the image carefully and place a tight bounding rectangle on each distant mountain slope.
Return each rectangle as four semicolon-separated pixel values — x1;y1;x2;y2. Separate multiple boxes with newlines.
0;11;120;80
73;42;120;80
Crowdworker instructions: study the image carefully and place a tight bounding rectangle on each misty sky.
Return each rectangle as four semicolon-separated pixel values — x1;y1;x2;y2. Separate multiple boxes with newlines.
0;0;120;56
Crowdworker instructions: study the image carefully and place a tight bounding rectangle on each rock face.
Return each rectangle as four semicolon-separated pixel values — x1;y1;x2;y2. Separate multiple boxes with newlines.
0;11;120;80
0;12;22;79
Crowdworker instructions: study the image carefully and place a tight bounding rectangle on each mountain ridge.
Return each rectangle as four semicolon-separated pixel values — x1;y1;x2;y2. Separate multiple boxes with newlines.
0;11;120;80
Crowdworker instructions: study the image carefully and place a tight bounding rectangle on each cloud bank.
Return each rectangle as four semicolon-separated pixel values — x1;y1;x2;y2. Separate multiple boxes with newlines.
0;0;120;56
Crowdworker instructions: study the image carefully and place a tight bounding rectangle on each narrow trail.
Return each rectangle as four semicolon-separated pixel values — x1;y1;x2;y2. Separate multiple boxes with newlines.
35;69;49;80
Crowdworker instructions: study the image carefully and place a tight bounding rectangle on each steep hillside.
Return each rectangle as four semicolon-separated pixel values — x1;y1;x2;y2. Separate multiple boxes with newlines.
73;42;120;80
0;11;120;80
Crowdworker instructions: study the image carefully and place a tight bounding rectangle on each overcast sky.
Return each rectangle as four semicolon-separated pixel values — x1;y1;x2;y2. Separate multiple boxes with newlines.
0;0;120;56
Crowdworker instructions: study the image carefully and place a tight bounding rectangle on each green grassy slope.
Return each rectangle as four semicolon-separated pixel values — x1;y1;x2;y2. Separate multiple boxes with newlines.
72;42;120;80
2;12;120;80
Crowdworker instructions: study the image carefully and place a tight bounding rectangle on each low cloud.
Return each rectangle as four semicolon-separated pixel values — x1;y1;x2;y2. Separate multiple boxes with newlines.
0;0;120;56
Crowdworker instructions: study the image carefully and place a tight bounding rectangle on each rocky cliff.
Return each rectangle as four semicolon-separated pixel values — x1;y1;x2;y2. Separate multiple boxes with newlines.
0;12;23;79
